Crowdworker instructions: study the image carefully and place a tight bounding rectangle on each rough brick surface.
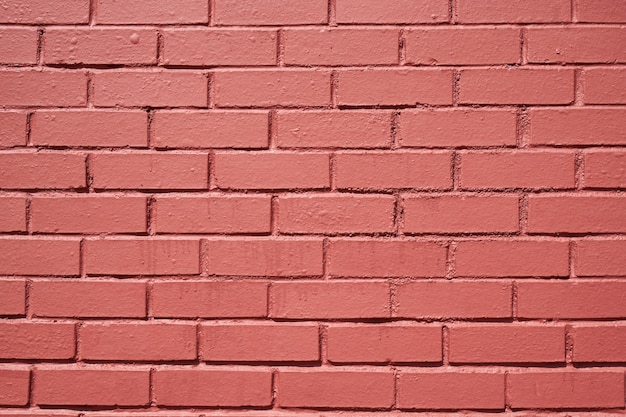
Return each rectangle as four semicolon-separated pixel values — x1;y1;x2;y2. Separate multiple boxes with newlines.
0;322;75;360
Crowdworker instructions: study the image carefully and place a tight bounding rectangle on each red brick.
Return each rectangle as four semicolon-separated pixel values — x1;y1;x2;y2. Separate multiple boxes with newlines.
200;323;319;362
529;27;626;64
328;239;446;278
576;240;626;277
403;195;519;234
34;368;150;406
399;109;517;148
0;280;25;316
456;240;569;277
271;281;390;319
0;368;29;406
337;69;453;106
93;71;207;107
583;67;626;104
163;29;277;66
0;153;86;190
278;194;395;234
0;0;88;23
577;0;626;22
96;0;208;24
31;280;146;318
0;198;26;232
278;370;394;409
152;280;267;318
154;369;272;407
284;28;398;66
84;239;200;276
573;325;626;363
450;325;564;364
154;195;271;234
397;371;505;410
90;153;208;190
585;150;626;188
31;196;146;234
153;111;268;149
0;70;87;107
517;281;626;319
0;27;38;64
0;322;75;360
0;413;78;417
206;239;323;276
457;0;571;23
80;322;196;361
528;196;626;234
508;371;625;409
327;324;442;364
396;281;512;319
214;0;327;25
406;27;520;65
214;70;331;107
0;238;79;276
31;110;147;148
276;110;392;149
459;151;575;190
215;152;329;190
44;28;157;65
0;112;27;147
336;0;448;24
335;151;452;190
460;68;575;104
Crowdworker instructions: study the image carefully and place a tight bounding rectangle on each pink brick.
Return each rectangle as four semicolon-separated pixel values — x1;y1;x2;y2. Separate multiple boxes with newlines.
583;67;626;104
336;0;449;24
214;0;327;25
584;150;626;188
0;280;26;316
0;153;86;190
576;240;626;277
528;27;626;63
0;368;29;406
0;27;38;64
573;325;626;363
0;70;87;107
0;198;26;232
0;238;80;276
96;0;208;24
0;322;75;360
457;0;571;23
577;0;626;22
0;0;89;24
0;112;27;147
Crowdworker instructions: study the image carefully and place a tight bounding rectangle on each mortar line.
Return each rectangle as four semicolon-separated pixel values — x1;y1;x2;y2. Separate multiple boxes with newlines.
328;0;337;26
520;27;528;65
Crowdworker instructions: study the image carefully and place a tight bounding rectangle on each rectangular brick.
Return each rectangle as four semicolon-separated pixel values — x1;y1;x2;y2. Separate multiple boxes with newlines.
336;0;448;23
0;239;80;276
0;153;86;190
0;280;25;316
528;27;626;63
0;368;29;406
459;68;574;105
403;195;519;234
278;370;394;409
271;281;390;319
93;71;207;107
154;195;271;234
0;112;27;147
0;0;88;23
395;281;512;319
153;111;268;149
335;151;452;190
31;280;146;318
163;29;277;66
200;323;319;362
397;371;505;410
0;27;38;64
0;322;75;360
328;239;446;278
577;0;626;22
337;69;453;106
508;371;625;409
206;239;323;277
457;0;571;23
584;150;626;188
456;240;569;277
327;324;442;364
31;196;147;234
573;325;626;363
0;70;87;107
84;239;200;276
459;151;575;190
80;322;196;361
276;110;392;149
31;110;148;148
215;152;329;190
0;197;26;232
44;28;157;65
278;194;395;234
406;27;520;65
152;281;267;318
96;0;208;24
517;281;626;319
214;0;327;25
214;70;331;107
284;28;399;66
90;153;208;190
34;368;150;407
576;240;626;277
154;369;272;407
583;67;626;104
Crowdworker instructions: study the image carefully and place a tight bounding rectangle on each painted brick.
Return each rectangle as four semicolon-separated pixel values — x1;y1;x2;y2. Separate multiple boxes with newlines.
336;0;449;24
456;0;571;23
213;0;327;25
0;280;26;316
576;240;626;277
577;0;626;22
0;112;27;147
0;27;38;64
0;0;88;24
0;322;75;360
0;153;86;190
573;325;626;363
0;368;29;406
0;238;80;276
0;70;87;107
0;197;26;232
584;150;626;188
96;0;208;24
583;67;626;104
